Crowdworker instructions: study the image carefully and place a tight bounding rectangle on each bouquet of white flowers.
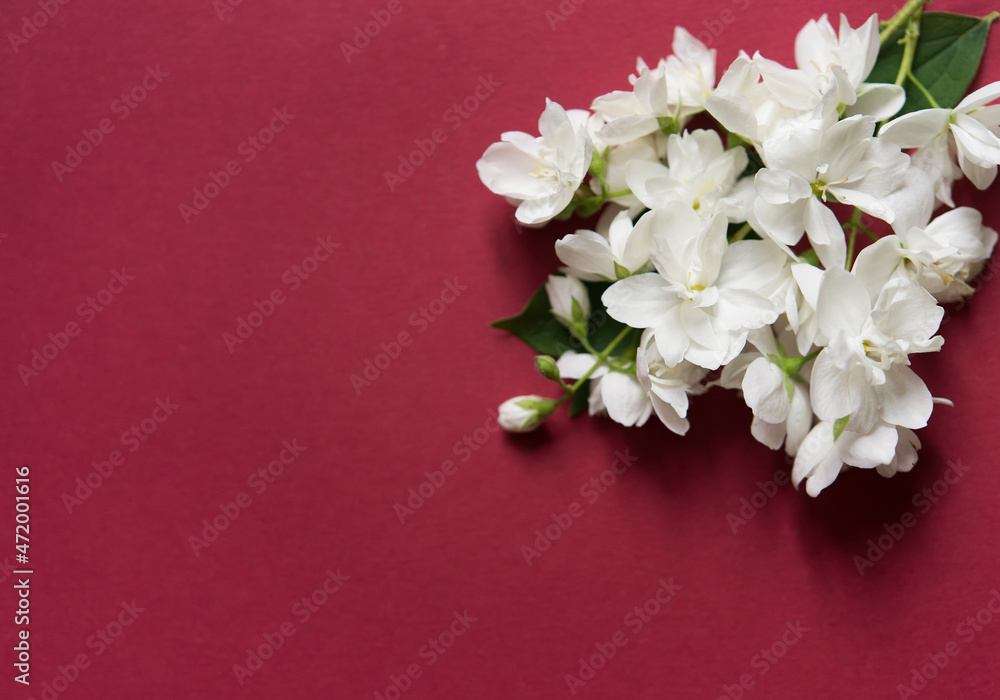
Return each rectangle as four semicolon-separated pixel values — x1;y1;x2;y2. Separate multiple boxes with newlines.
478;0;999;495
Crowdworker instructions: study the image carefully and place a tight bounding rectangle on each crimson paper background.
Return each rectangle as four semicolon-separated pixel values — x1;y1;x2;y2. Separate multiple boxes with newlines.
2;0;1000;698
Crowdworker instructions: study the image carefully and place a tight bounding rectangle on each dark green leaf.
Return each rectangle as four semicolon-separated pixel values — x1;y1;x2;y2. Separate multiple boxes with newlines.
739;147;765;180
492;281;631;356
580;281;631;352
870;12;996;116
568;380;591;417
491;285;575;356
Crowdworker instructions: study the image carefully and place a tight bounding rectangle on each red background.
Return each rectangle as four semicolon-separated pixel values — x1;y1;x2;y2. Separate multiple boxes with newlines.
3;0;1000;698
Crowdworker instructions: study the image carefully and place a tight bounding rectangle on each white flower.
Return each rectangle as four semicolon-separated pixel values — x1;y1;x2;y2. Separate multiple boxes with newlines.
909;132;963;207
720;326;813;455
752;115;910;269
794;13;905;122
477;99;592;225
592;28;716;144
879;81;1000;191
783;262;825;355
585;124;665;213
555;209;654;282
854;206;999;303
545;274;591;334
625;129;750;219
498;395;556;432
809;268;943;434
635;329;708;435
556;351;652;427
792;418;916;496
602;210;786;370
704;53;843;143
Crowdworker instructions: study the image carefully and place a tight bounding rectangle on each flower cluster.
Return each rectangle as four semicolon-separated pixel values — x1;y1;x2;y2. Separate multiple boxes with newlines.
480;3;1000;496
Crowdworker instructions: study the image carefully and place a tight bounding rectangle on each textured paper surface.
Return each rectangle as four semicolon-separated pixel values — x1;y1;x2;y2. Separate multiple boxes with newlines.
2;0;1000;697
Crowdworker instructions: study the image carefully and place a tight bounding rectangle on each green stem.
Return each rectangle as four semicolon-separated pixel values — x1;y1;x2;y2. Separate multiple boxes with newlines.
845;209;862;267
880;0;929;45
578;336;600;356
894;12;922;87
568;326;635;394
730;222;752;242
603;189;632;199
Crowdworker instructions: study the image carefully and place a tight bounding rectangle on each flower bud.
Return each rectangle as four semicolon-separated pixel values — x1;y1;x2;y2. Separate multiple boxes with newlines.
546;274;591;339
534;355;561;381
498;395;558;432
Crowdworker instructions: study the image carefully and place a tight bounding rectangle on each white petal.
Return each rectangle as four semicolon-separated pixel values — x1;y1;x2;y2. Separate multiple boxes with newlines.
753;198;808;247
784;383;814;456
602;274;677;330
838;421;898;468
600;114;661;145
847;82;906;122
809;348;856;421
755;168;812;205
877;427;920;477
556;351;607;380
878;109;950;149
705;92;759;139
743;357;790;423
600;372;653;427
751;416;787;450
805;198;847;269
650;394;691;435
951;114;1000;167
555;230;616;281
879;365;933;429
956;80;1000;111
816;268;871;338
852;235;905;302
880;165;935;236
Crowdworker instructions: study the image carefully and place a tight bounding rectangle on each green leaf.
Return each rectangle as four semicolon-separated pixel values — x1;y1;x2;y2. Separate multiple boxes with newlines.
581;282;630;353
568;380;591;417
738;146;764;179
870;12;996;116
492;281;629;356
491;285;575;356
833;415;851;442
